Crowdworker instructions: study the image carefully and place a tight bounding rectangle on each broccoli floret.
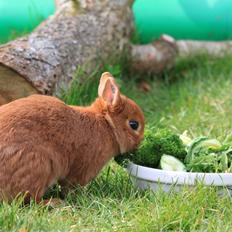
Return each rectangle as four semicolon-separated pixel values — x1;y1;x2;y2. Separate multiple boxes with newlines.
115;128;187;169
153;129;187;161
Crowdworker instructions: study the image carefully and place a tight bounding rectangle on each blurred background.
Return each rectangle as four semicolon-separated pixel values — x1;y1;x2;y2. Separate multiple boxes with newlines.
1;0;232;44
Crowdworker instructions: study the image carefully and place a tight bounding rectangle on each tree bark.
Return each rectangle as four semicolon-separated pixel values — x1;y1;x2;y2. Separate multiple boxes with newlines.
0;0;133;104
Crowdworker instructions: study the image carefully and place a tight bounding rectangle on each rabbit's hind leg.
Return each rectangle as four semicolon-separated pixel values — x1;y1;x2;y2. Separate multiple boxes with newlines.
5;149;57;204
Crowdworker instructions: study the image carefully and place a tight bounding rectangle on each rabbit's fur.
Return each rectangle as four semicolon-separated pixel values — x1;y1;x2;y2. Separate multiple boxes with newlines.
0;72;144;202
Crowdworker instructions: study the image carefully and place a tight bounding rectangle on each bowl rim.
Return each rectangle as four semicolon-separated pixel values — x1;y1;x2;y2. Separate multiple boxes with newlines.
127;162;232;186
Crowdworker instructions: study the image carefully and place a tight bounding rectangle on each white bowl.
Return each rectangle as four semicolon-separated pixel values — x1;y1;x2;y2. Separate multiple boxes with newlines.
127;162;232;195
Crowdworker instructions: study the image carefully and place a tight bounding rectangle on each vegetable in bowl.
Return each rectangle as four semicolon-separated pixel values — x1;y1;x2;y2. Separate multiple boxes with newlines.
115;128;186;169
185;136;232;172
115;128;232;173
160;154;186;172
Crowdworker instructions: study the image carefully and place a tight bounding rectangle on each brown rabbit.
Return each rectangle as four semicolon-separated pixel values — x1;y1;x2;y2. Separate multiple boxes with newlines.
0;72;144;203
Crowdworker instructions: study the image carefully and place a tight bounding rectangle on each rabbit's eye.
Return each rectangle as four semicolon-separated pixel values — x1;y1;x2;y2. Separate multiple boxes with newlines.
129;120;139;130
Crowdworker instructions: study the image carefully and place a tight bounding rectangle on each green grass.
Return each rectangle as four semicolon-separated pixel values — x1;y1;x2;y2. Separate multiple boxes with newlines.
124;53;232;140
1;54;232;231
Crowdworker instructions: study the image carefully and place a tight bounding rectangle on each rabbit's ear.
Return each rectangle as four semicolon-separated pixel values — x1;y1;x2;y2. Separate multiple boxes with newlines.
98;72;121;106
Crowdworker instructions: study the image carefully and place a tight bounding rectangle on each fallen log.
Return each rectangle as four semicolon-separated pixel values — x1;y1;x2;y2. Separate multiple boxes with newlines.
130;35;232;74
177;40;232;56
131;35;178;74
0;0;133;104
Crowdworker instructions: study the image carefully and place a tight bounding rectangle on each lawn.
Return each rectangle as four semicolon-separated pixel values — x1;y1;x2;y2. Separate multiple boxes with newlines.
1;54;232;231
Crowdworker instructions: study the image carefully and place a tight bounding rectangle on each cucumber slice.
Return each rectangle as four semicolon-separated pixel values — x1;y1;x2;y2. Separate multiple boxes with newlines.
160;154;186;172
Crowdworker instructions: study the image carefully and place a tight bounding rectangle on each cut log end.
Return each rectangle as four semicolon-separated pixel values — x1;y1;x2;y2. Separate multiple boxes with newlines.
0;65;38;105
